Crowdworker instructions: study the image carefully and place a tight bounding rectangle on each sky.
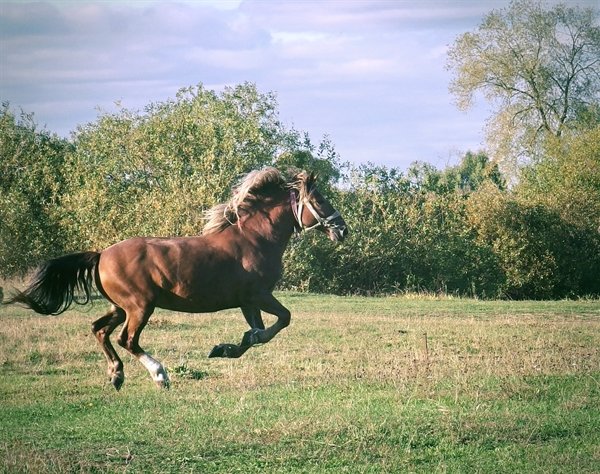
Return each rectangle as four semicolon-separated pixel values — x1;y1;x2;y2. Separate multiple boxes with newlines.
0;0;597;170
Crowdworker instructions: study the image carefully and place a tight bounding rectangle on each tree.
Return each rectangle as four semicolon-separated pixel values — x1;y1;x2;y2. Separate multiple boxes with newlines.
59;82;342;252
405;152;504;195
447;0;600;176
0;103;71;276
467;182;599;298
518;125;600;227
516;125;600;294
275;131;343;192
440;151;505;193
60;83;284;250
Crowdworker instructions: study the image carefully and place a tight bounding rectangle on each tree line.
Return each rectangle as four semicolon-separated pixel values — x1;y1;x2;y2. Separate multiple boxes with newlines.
1;1;599;299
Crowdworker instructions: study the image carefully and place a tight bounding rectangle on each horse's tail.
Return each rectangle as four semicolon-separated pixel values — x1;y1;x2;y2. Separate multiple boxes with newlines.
6;251;101;315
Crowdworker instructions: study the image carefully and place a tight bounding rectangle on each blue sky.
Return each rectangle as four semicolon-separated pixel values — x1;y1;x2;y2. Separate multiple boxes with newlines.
1;0;597;169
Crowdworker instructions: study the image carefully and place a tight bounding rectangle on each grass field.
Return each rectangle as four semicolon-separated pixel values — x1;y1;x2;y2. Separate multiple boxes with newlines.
1;293;599;473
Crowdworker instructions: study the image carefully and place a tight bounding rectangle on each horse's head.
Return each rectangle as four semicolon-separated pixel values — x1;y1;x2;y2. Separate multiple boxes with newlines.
291;171;348;242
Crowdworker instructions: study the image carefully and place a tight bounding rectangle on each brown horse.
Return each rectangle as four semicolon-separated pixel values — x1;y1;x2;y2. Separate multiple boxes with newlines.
6;167;347;390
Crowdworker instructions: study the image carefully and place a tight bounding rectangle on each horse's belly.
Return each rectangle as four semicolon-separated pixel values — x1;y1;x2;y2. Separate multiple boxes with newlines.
154;285;241;313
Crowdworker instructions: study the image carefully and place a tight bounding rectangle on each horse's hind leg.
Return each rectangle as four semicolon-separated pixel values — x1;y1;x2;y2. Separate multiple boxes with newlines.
117;307;170;389
91;305;126;390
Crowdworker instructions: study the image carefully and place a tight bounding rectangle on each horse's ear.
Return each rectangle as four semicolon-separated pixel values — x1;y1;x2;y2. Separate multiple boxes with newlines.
290;169;317;193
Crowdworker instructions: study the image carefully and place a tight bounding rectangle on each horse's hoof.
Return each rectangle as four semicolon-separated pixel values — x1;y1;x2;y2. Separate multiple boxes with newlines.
209;343;240;358
242;328;262;347
111;373;124;391
153;371;170;389
209;344;225;358
155;379;170;389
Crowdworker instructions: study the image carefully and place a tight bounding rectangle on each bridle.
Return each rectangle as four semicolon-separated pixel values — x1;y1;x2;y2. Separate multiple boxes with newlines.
290;188;342;232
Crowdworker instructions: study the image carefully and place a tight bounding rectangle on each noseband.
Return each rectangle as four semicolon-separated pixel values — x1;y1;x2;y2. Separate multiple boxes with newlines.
290;189;341;232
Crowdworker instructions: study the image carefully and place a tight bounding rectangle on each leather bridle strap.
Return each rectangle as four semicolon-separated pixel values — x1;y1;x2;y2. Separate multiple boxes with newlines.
290;190;341;232
290;190;301;232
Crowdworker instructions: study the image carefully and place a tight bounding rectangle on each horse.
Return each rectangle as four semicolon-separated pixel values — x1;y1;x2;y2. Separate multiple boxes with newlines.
6;167;348;390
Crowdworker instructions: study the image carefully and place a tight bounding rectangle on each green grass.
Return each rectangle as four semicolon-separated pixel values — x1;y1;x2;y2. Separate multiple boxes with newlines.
1;293;599;473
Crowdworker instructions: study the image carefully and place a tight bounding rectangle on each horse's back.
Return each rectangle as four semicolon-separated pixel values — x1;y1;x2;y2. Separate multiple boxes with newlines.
96;235;261;312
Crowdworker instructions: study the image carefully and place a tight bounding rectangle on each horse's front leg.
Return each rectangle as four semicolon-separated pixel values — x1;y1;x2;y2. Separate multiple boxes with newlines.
242;294;290;345
241;305;265;330
208;296;290;358
208;306;264;358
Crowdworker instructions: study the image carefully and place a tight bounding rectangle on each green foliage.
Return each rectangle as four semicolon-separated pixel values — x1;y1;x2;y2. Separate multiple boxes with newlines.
440;151;505;193
282;158;503;297
0;103;72;276
408;151;505;194
467;183;599;298
519;126;600;230
59;83;343;251
514;126;600;296
1;80;597;298
275;132;343;189
60;83;283;249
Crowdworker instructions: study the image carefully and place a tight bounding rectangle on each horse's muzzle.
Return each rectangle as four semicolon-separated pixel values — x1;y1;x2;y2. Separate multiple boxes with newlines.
328;225;348;242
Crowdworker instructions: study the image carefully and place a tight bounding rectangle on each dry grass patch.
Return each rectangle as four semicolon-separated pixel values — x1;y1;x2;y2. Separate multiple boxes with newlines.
1;294;599;473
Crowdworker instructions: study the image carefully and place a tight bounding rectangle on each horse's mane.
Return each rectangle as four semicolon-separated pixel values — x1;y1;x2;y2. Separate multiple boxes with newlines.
202;167;314;235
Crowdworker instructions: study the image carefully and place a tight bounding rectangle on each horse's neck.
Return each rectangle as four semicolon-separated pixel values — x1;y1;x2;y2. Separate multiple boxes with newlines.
244;201;296;253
